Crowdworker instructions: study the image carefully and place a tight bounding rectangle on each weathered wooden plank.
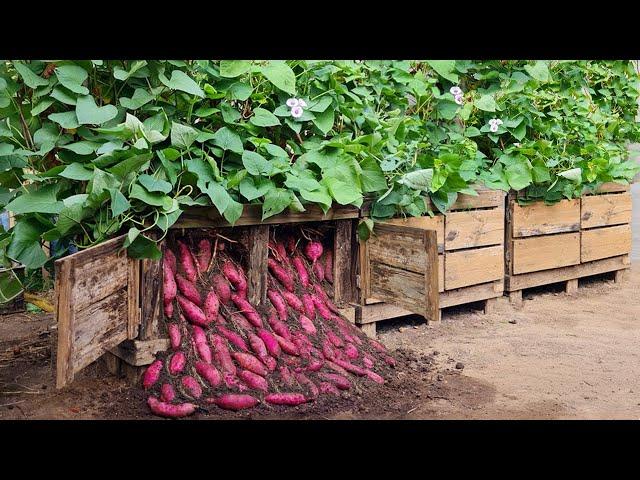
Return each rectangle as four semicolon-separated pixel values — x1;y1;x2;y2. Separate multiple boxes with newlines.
55;256;74;389
511;199;580;237
586;182;630;194
369;263;427;318
174;204;359;228
450;186;506;210
366;223;430;274
581;224;632;262
445;208;504;251
334;220;356;305
357;302;413;325
109;338;171;366
440;280;503;308
139;256;162;341
438;253;444;293
247;225;269;306
505;254;630;291
382;215;445;252
581;192;632;229
127;255;140;339
512;233;580;275
445;245;503;290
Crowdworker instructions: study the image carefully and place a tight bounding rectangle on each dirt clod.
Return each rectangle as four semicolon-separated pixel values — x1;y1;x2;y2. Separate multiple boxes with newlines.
455;362;465;370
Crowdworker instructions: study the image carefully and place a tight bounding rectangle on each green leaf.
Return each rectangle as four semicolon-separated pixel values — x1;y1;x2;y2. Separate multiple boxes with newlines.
55;65;89;95
505;158;533;190
262;188;293;219
202;182;231;214
62;140;100;155
5;184;63;214
14;62;49;88
308;96;333;113
242;150;272;176
312;108;334;135
127;234;161;260
138;174;172;194
357;218;374;241
0;269;23;303
107;152;153;179
265;144;288;158
59;162;93;180
56;194;90;235
359;157;387;192
229;82;253;101
239;176;274;201
170;122;199;149
524;61;550;82
558;167;582;183
159;70;204;97
220;61;252;78
531;160;551;183
109;188;130;216
50;87;78;105
299;187;332;212
31;98;55;116
213;127;243;154
6;218;48;269
119;88;154;110
261;62;296;94
426;60;459;83
474;94;497;112
48;111;80;129
398;169;434;191
223;198;244;225
130;183;171;207
250;108;281;127
76;95;118;125
322;177;362;206
113;61;147;81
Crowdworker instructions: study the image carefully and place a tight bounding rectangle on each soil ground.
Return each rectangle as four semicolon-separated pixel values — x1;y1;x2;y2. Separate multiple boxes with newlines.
1;266;638;420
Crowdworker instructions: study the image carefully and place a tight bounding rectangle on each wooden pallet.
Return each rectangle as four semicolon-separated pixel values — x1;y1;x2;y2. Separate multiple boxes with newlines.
505;183;632;306
356;185;506;336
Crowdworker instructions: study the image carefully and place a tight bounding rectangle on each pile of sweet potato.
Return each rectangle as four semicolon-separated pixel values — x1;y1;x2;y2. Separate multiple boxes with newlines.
144;229;395;418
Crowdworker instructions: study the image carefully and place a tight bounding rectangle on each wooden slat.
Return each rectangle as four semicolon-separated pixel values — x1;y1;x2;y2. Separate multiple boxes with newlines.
445;245;503;290
382;215;445;252
581;192;632;229
367;223;429;274
586;182;630;194
511;199;580;237
357;302;412;325
512;233;580;275
109;339;171;366
334;220;356;305
581;224;632;262
174;204;359;228
369;263;427;318
505;255;630;291
127;255;140;339
438;253;444;293
139;256;162;341
440;280;503;309
247;225;269;306
55;257;74;389
450;186;506;210
445;208;504;251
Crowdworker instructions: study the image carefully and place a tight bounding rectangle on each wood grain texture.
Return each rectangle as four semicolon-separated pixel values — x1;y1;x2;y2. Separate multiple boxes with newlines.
247;225;269;306
366;223;430;274
440;280;503;308
334;220;356;305
369;263;427;318
445;245;504;290
512;233;580;274
511;199;580;237
586;182;630;194
581;192;632;229
450;186;506;210
581;224;632;262
139;256;162;341
445;208;504;251
382;216;445;252
109;339;170;366
55;256;73;389
505;254;629;291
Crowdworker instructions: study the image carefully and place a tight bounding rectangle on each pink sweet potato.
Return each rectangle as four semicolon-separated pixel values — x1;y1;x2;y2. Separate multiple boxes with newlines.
168;352;186;375
163;262;177;307
212;393;259;411
142;360;163;389
257;329;281;357
281;290;304;313
383;355;396;367
344;342;359;360
218;326;249;352
232;352;267;377
195;361;222;387
306;357;324;372
212;274;232;305
231;313;254;333
164;300;174;318
319;372;351;390
363;354;375;369
238;369;268;392
274;241;289;264
322;339;336;361
163;248;177;274
181;375;203;399
175;273;202;306
216;314;227;325
231;294;263;328
298;314;317;335
168;323;181;350
302;293;315;319
279;365;294;386
210;334;236;375
203;291;219;324
194;337;212;363
265;393;307;406
267;313;292;340
268;289;288;321
324;249;334;283
365;369;385;384
247;332;268;359
196;239;211;273
312;261;325;282
160;383;175;403
319;382;340;395
192;325;207;345
268;259;294;292
177;295;209;327
286;236;297;254
304;241;323;263
295;372;319;399
147;396;195;418
292;256;310;288
262;355;277;372
313;284;340;313
177;240;197;283
326;360;349;377
327;330;344;348
222;261;247;295
333;358;367;376
311;294;332;320
369;338;387;353
275;334;300;356
291;334;312;359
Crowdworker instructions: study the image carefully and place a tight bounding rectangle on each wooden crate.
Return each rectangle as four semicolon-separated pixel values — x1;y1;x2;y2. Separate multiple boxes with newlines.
356;185;506;336
54;204;362;388
505;183;632;305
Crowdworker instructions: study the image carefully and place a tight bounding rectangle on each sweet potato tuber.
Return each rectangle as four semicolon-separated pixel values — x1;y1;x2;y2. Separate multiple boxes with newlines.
268;259;295;292
301;293;315;319
275;334;300;356
267;313;292;340
325;360;349;377
313;284;340;313
365;369;385;384
344;342;359;360
168;352;186;375
279;365;294;386
164;300;174;318
195;361;222;387
319;372;351;390
333;358;367;376
298;314;317;335
232;352;267;377
257;329;281;357
383;355;396;367
247;332;268;359
143;360;163;389
292;256;310;288
222;261;247;295
231;294;263;328
177;295;209;327
363;354;375;369
175;274;202;306
267;289;288;322
196;239;211;273
160;383;176;403
322;339;336;361
319;382;340;395
311;294;332;320
324;249;333;283
238;369;268;392
265;393;307;406
181;375;203;399
210;334;236;375
306;358;324;372
168;323;181;350
212;274;232;305
295;372;319;399
274;241;289;264
177;240;197;283
147;396;195;418
281;290;304;313
218;326;249;352
212;393;259;411
193;327;212;363
312;261;325;282
369;338;387;353
163;248;177;274
203;291;220;324
163;261;177;305
304;241;323;263
326;330;344;348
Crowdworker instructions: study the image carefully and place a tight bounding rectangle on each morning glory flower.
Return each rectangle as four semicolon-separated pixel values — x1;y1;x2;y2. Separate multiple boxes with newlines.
298;99;308;108
454;94;464;105
286;98;299;108
450;86;463;96
489;124;499;133
291;106;304;118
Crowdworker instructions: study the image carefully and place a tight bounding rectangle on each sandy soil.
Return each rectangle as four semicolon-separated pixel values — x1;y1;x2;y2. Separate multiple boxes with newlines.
1;267;638;420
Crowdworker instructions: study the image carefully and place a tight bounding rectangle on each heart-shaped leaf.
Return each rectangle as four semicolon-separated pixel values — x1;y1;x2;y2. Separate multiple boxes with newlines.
76;95;118;125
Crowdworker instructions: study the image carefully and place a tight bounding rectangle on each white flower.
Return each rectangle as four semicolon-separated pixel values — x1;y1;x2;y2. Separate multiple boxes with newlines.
291;106;304;118
490;124;499;133
286;98;299;108
454;94;464;105
514;142;521;147
490;118;503;126
495;118;503;125
450;86;463;96
298;99;308;108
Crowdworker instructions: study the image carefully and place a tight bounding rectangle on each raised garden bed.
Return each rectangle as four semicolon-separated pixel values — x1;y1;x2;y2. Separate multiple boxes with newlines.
356;185;506;336
504;182;632;305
